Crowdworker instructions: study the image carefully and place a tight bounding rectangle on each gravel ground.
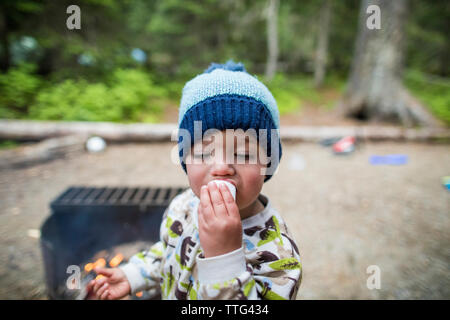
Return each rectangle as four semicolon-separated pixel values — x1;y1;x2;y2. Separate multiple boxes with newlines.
0;140;449;299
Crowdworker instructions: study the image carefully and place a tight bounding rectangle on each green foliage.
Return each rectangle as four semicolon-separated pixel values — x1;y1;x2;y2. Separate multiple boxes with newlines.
108;68;169;122
266;74;309;114
0;63;42;118
29;80;124;121
28;69;170;122
405;70;450;126
266;73;345;115
0;140;21;150
269;78;300;115
406;0;449;77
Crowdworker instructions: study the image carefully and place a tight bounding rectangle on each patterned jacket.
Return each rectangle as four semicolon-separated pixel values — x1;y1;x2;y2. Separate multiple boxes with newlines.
120;188;302;300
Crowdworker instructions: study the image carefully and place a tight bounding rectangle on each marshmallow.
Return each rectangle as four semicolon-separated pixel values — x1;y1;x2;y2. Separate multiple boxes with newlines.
213;180;236;200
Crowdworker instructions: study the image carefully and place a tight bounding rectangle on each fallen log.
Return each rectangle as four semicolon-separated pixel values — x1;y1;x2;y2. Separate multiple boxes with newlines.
0;119;449;143
0;120;176;142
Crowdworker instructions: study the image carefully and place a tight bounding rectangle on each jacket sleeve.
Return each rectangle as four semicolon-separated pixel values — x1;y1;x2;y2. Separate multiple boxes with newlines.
119;241;164;296
195;222;302;300
119;205;172;296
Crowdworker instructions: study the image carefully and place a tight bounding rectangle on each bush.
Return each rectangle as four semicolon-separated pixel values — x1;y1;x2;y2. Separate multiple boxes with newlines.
109;69;169;122
29;79;87;120
0;63;42;118
29;68;170;122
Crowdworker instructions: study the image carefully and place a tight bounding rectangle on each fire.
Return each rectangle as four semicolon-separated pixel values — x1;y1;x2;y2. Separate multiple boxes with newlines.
84;263;94;273
93;258;106;269
136;292;143;298
109;253;124;268
84;258;106;273
83;253;126;282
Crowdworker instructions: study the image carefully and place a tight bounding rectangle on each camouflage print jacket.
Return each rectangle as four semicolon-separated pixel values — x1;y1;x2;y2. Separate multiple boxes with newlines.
120;188;302;300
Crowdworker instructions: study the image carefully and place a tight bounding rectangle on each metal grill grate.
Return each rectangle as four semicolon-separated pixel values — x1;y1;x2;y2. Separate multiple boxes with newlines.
51;186;186;208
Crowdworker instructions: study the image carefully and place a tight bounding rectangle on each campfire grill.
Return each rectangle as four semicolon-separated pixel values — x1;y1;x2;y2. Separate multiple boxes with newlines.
40;186;186;299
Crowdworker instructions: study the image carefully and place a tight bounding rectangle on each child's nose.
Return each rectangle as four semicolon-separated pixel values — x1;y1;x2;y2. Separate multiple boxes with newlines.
210;157;235;176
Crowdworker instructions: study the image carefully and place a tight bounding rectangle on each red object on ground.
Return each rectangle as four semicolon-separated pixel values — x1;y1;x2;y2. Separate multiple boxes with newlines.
332;136;356;154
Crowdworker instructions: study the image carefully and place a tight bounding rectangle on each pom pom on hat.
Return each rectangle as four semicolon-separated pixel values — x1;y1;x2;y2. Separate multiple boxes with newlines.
204;60;246;73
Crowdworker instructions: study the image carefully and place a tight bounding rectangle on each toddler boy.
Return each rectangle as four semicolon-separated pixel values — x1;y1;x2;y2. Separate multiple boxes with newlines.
88;61;301;300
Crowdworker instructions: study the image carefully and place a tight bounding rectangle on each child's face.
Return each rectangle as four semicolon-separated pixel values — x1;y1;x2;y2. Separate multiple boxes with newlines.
185;129;268;214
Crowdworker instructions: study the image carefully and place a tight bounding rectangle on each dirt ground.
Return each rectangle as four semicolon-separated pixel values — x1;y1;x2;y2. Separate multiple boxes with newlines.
0;139;449;299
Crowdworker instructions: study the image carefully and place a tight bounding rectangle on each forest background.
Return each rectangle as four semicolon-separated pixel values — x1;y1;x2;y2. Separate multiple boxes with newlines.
0;0;448;135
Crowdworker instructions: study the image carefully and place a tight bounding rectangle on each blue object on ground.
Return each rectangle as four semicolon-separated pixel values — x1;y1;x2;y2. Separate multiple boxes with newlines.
442;176;450;191
369;154;408;165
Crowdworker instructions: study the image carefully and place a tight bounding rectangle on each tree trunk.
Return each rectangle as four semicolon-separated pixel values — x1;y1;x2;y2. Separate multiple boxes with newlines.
314;0;332;88
265;0;279;81
37;47;59;76
338;0;441;127
0;7;10;72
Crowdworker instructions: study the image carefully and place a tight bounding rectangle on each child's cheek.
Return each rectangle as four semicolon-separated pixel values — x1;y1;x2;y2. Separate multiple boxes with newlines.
236;166;265;207
186;164;206;198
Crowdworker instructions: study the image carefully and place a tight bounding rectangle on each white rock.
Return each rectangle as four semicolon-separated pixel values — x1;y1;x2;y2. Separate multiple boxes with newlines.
86;136;106;153
27;229;41;239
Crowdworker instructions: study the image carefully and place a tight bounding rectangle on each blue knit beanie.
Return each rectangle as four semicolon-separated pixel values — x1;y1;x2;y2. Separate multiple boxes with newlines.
178;60;282;182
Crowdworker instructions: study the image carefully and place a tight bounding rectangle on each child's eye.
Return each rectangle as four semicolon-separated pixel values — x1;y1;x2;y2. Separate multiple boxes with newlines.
235;153;251;160
193;153;210;159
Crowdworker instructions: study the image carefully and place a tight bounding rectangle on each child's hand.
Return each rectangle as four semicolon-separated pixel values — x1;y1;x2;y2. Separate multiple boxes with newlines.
86;267;131;300
198;181;242;258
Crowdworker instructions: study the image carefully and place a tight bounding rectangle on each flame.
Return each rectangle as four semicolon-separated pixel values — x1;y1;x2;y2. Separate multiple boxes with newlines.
92;258;106;269
136;292;143;298
83;253;125;278
84;263;94;273
84;258;106;274
109;253;124;268
95;274;105;281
